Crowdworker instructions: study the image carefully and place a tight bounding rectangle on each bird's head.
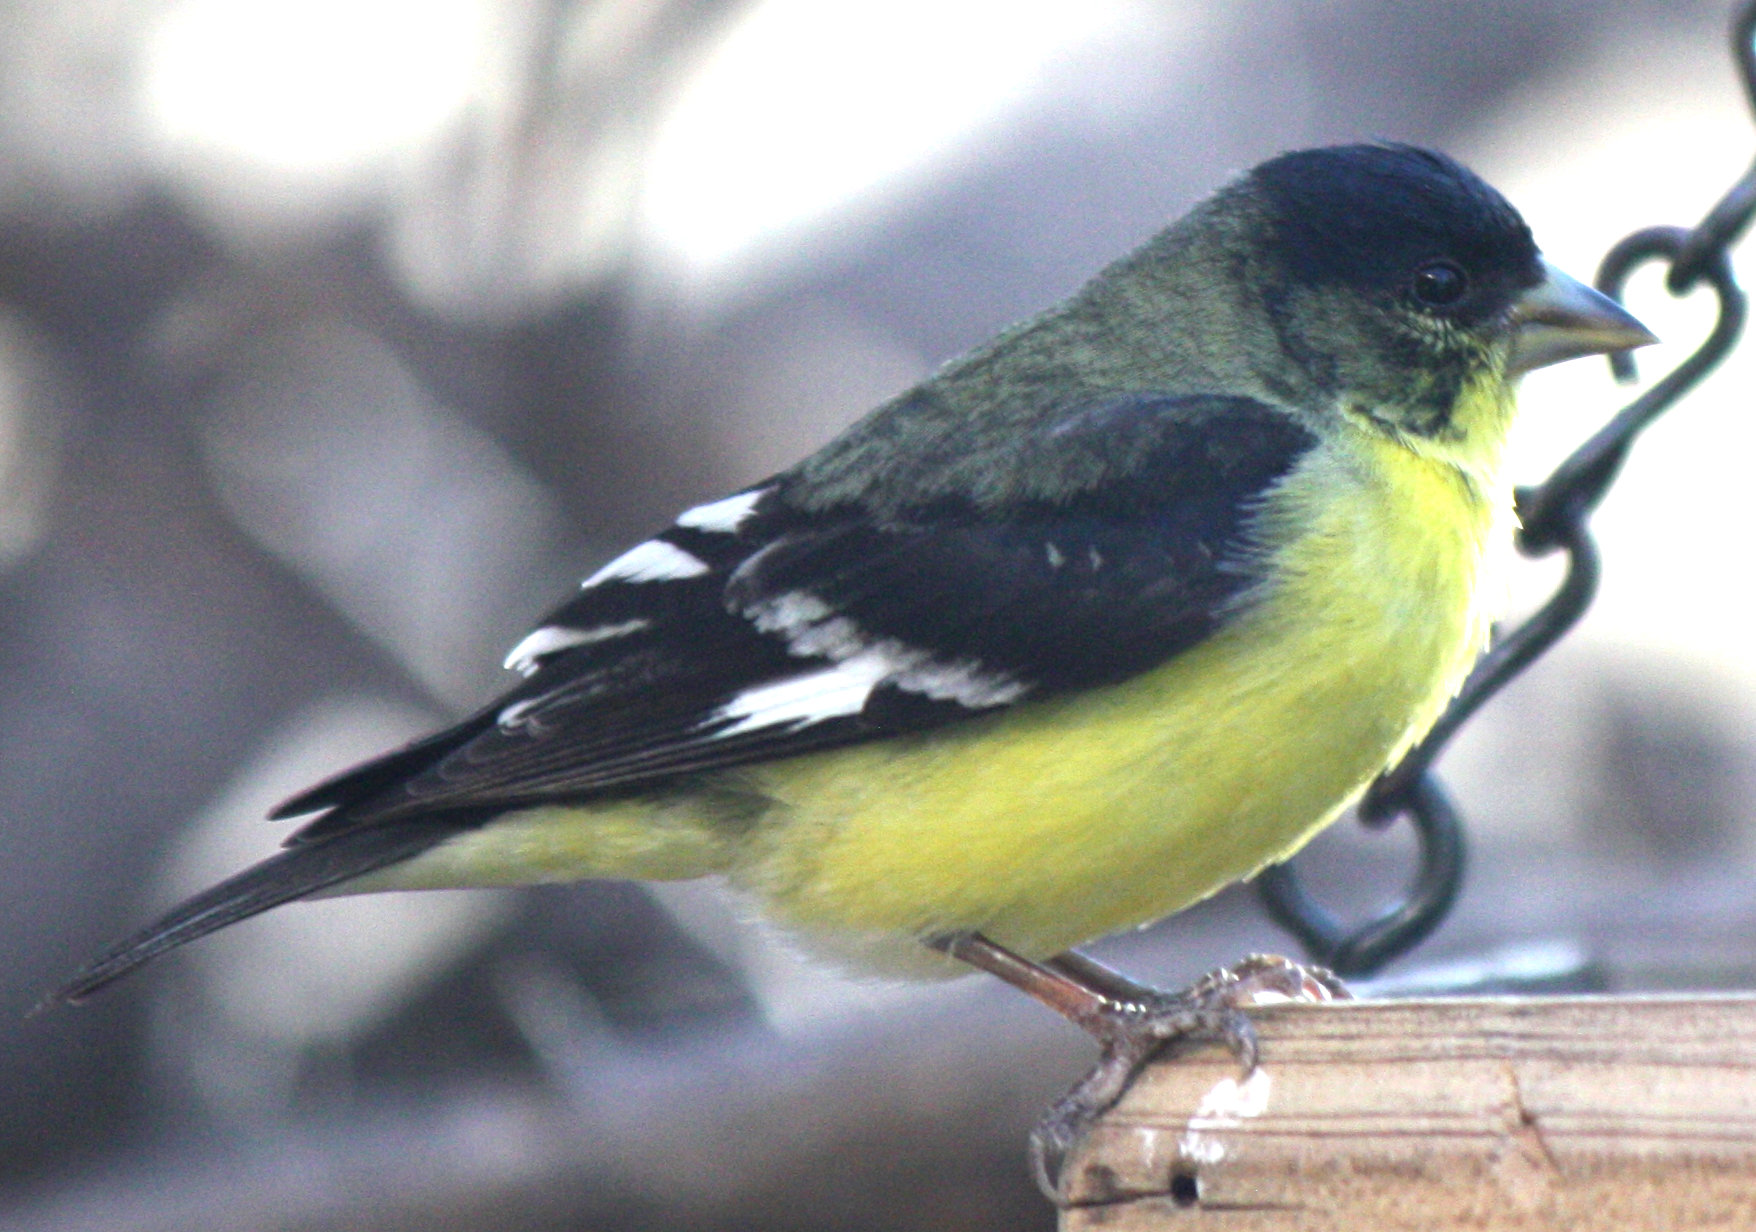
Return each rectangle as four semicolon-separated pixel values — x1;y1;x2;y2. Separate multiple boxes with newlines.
1237;143;1654;445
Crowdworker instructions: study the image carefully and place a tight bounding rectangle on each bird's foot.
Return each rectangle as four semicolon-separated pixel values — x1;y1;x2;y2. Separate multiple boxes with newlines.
1030;953;1348;1202
931;934;1347;1204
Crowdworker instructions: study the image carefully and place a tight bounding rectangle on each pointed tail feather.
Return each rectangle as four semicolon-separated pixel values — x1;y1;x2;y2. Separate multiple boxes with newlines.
46;817;475;1007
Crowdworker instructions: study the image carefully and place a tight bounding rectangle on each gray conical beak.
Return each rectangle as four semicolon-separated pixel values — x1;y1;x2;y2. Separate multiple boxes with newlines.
1506;258;1657;376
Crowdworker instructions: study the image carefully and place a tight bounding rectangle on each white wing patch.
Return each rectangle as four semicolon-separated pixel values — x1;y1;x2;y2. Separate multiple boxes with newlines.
707;589;1028;738
582;540;709;588
496;693;554;733
891;657;1029;708
747;590;1026;707
503;619;651;676
675;488;766;533
712;654;895;737
748;591;865;659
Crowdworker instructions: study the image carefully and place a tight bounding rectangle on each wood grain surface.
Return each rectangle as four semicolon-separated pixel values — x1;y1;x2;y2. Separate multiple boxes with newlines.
1059;996;1756;1230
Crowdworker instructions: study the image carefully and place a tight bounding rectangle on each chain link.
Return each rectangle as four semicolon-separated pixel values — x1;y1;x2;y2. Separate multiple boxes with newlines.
1256;1;1756;976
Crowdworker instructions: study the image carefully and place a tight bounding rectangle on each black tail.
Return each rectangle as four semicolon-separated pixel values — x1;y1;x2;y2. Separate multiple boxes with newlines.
46;818;473;1007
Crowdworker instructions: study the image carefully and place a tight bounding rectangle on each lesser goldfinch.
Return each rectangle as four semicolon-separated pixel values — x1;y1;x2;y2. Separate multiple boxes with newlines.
56;144;1650;1176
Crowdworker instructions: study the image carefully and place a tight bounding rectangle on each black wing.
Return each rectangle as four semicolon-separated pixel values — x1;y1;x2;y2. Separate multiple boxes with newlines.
53;392;1316;1002
286;392;1316;833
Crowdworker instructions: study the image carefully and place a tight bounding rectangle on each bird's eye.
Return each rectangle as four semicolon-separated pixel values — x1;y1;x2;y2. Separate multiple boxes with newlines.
1411;260;1469;308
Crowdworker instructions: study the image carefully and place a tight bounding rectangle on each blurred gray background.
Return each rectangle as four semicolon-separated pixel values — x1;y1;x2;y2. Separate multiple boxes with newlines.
4;1;1756;1228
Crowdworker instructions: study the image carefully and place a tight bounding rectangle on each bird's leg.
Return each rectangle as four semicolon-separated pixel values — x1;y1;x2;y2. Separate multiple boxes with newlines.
930;932;1348;1203
1052;947;1350;1006
1046;948;1176;1004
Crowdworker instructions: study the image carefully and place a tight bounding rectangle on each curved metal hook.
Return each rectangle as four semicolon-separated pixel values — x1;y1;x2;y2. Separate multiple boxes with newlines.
1256;80;1753;978
1255;774;1464;977
1667;3;1756;291
1562;228;1746;501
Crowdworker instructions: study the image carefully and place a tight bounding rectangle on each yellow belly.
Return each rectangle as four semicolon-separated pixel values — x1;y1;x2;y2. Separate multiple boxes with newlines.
368;415;1509;978
720;426;1505;972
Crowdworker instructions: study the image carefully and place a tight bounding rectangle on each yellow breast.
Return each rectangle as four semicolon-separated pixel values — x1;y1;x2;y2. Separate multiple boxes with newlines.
370;384;1517;981
735;399;1511;975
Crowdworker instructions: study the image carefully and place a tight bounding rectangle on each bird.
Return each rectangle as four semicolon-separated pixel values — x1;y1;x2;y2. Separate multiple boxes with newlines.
55;143;1652;1195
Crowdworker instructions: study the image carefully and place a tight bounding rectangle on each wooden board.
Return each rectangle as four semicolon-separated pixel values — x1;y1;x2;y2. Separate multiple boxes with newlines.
1059;995;1756;1230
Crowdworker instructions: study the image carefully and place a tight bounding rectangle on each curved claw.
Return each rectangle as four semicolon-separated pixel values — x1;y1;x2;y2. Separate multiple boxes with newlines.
928;935;1346;1206
1030;1001;1256;1202
1033;953;1346;1204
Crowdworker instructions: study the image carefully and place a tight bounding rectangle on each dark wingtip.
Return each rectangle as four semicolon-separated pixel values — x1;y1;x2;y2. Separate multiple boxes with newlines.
267;711;499;824
266;786;328;822
31;987;78;1016
41;857;335;1009
45;956;163;1011
40;819;468;1008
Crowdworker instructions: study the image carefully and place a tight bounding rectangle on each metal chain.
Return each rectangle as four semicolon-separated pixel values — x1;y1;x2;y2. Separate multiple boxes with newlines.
1256;0;1756;977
